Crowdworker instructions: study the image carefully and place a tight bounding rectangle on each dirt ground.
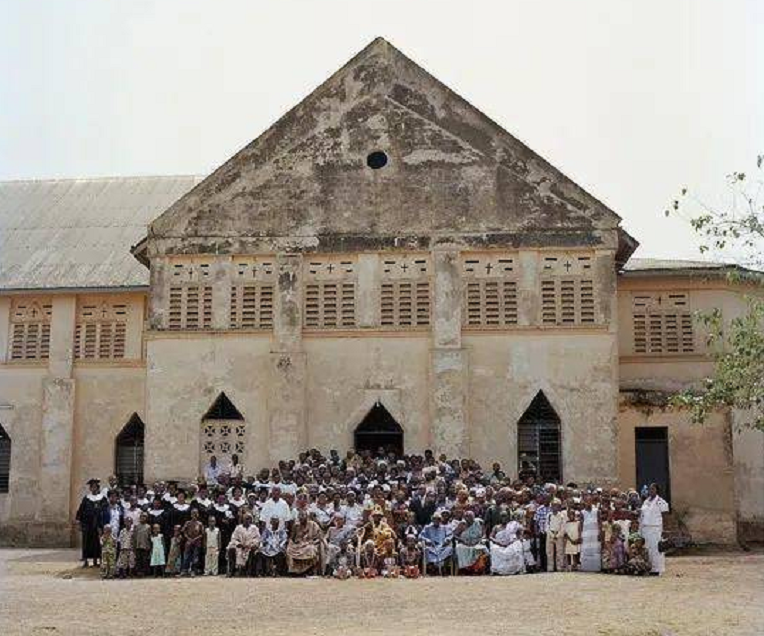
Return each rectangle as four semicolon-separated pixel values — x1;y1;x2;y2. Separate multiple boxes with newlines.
0;549;762;636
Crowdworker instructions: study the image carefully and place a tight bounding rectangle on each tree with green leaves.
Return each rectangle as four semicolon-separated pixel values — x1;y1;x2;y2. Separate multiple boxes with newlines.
666;155;764;431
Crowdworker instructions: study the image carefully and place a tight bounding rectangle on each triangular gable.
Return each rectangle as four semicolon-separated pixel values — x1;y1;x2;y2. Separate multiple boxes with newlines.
143;38;628;255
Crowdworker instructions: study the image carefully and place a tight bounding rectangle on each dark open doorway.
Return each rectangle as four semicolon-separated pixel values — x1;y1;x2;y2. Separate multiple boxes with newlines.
635;427;671;503
115;413;145;487
354;402;403;456
517;391;562;483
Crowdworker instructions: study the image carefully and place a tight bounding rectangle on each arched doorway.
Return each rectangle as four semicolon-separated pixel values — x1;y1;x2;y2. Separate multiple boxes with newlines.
200;392;246;475
517;391;562;483
0;424;11;494
115;414;145;486
354;402;404;456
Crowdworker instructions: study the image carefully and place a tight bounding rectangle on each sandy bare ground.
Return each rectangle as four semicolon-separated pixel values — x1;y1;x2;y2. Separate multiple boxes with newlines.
0;549;762;636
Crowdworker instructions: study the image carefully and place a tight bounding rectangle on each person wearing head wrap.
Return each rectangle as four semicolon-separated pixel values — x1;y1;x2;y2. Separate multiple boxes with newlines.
454;510;489;574
75;479;106;567
489;511;525;575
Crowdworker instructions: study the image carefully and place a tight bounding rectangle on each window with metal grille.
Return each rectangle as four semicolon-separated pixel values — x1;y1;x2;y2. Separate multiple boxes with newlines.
517;391;561;483
304;259;356;329
200;392;246;475
74;301;128;359
115;414;144;487
0;425;10;493
380;257;430;327
540;255;596;326
462;255;517;327
632;292;694;354
9;300;52;360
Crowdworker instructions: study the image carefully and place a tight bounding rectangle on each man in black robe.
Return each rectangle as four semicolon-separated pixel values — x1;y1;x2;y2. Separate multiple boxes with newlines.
75;478;106;567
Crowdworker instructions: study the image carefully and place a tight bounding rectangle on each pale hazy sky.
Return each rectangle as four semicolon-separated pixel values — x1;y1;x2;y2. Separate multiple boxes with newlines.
1;0;762;259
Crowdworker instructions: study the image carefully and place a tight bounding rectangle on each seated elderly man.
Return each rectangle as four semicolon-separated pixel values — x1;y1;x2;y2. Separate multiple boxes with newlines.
286;510;323;575
454;510;489;574
419;511;453;574
226;513;260;577
256;515;288;576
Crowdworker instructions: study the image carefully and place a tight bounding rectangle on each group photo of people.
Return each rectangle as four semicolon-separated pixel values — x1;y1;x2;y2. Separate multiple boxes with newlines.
75;448;671;581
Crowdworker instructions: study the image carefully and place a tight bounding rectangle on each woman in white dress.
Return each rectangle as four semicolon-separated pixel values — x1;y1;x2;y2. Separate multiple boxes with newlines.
489;513;525;575
640;483;670;575
579;495;601;572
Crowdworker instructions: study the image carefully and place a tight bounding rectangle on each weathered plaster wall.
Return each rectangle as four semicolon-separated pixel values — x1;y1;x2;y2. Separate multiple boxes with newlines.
144;334;273;481
731;412;764;542
617;404;736;544
70;366;146;504
617;278;764;541
0;366;46;543
466;331;619;482
303;335;431;454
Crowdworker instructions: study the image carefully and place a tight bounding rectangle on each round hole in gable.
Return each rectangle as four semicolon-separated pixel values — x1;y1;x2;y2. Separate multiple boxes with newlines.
366;151;388;170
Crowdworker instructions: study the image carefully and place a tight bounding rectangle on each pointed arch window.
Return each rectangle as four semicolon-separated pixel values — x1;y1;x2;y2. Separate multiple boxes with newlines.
354;403;403;456
517;392;562;483
115;414;145;486
0;425;11;493
201;392;246;475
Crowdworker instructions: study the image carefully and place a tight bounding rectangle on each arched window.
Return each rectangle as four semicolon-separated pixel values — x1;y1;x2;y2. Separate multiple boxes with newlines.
201;392;246;474
517;391;562;483
354;402;403;456
0;424;10;493
115;414;145;487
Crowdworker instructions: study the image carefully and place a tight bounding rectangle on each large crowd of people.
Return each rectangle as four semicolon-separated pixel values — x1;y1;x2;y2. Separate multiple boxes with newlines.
75;448;670;580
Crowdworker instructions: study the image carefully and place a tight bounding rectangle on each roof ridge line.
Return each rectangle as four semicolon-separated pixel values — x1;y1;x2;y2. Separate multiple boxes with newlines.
0;174;205;185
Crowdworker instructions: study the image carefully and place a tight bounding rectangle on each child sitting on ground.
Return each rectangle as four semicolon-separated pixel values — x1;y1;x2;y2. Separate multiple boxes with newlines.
332;540;353;580
357;540;379;578
626;536;650;576
380;538;400;578
399;535;422;579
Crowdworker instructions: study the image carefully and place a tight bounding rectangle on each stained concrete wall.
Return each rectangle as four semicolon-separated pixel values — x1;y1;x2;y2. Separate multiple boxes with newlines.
303;335;431;454
144;334;273;481
617;405;736;544
617;276;764;542
466;331;619;482
70;366;146;502
0;292;146;546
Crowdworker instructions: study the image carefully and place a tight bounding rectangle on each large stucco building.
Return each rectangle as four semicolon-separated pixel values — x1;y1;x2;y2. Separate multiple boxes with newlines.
0;38;762;546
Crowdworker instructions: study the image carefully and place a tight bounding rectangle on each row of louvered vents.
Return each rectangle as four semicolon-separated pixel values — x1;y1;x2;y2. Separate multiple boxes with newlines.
170;279;596;330
10;304;128;360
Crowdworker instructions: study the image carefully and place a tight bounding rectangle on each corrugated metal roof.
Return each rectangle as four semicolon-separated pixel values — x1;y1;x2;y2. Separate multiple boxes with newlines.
622;258;730;271
0;176;754;291
0;176;202;291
